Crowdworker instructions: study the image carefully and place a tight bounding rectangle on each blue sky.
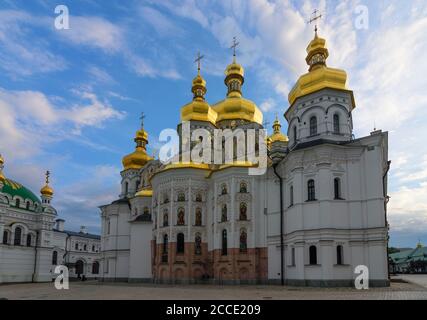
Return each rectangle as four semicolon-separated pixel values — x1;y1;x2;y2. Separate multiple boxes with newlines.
0;0;426;248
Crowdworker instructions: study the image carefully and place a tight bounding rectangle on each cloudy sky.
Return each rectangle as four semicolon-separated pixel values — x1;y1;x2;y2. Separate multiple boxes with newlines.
0;0;426;247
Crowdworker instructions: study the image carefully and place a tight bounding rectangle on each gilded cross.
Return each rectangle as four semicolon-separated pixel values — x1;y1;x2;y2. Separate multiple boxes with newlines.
194;52;204;74
140;112;145;128
45;170;50;184
308;9;323;33
230;36;239;59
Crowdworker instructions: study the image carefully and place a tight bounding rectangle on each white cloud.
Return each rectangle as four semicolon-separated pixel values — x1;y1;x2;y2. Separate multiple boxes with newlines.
87;66;116;85
260;98;277;112
0;10;67;77
60;16;125;53
0;87;125;159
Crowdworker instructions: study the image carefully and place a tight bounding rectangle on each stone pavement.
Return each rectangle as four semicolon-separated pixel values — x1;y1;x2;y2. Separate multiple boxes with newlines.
1;276;427;300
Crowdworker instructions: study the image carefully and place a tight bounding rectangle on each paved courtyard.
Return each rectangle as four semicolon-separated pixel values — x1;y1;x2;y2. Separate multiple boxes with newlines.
1;276;427;300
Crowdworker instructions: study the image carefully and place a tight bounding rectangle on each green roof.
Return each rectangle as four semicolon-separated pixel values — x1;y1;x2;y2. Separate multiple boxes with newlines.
2;179;41;205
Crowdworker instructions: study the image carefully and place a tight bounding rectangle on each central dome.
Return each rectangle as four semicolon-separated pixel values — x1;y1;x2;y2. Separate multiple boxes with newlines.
213;60;263;125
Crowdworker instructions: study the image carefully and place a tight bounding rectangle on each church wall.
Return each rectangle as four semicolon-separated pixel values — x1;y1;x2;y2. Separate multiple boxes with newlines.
129;221;152;281
0;245;36;283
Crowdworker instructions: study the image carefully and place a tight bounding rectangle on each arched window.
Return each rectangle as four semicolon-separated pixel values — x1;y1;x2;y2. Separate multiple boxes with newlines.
337;245;344;265
177;192;185;202
309;245;317;265
240;182;247;193
239;203;247;221
307;180;316;201
290;185;294;206
333;114;340;134
14;227;22;245
84;244;87;251
75;260;84;276
15;198;20;208
26;234;32;247
136;180;140;190
291;247;296;266
92;261;99;274
163;210;169;227
124;182;129;194
195;208;202;226
309;116;317;136
221;230;227;256
163;193;169;204
221;204;227;222
177;208;185;225
221;184;228;195
334;178;341;199
239;229;248;253
75;243;79;250
3;230;9;244
107;220;111;234
163;234;168;254
52;251;58;265
176;233;185;254
293;126;297;143
195;193;202;202
26;201;30;210
92;245;95;252
195;233;202;255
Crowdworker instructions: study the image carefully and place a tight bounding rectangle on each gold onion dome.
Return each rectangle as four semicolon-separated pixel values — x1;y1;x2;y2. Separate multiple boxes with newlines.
40;171;54;196
181;64;218;125
270;116;289;143
213;57;263;125
288;31;355;107
122;126;153;171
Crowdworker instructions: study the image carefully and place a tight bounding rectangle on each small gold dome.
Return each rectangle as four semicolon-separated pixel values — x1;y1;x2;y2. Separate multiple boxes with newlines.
270;116;289;143
0;154;4;166
122;128;153;171
40;184;54;197
225;61;245;80
40;170;54;196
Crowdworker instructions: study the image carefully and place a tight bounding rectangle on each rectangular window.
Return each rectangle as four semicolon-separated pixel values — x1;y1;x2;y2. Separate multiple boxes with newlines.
291;247;296;266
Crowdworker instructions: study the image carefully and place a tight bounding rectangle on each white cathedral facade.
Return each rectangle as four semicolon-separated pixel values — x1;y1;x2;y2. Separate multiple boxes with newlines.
100;32;390;287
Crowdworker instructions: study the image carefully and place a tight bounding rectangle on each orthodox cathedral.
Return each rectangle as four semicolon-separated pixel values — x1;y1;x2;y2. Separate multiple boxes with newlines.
0;160;101;284
100;30;390;287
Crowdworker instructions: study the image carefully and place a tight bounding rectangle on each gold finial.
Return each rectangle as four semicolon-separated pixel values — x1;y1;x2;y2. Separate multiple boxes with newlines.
139;112;146;129
308;9;323;35
41;170;54;197
230;36;239;62
273;114;281;133
194;52;204;75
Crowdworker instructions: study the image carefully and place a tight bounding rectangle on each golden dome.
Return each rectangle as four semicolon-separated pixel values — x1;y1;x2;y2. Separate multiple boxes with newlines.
40;170;54;197
213;58;263;125
269;116;289;143
213;97;263;125
135;188;153;197
288;32;355;107
0;154;4;166
180;68;218;125
122;127;154;171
